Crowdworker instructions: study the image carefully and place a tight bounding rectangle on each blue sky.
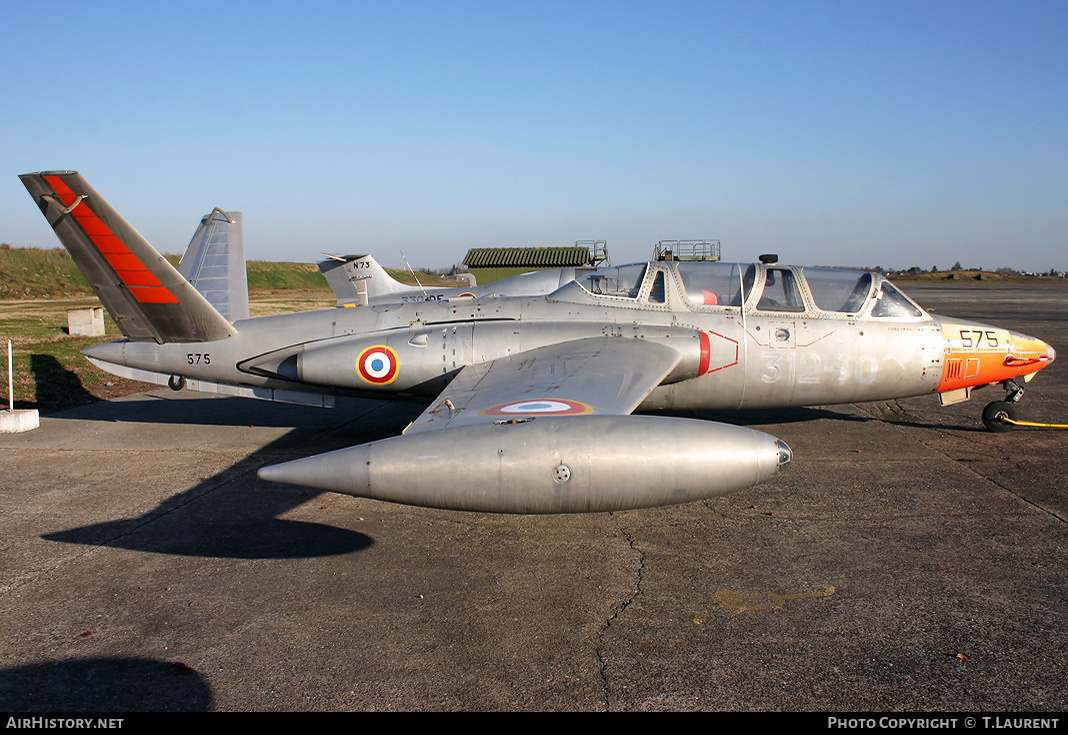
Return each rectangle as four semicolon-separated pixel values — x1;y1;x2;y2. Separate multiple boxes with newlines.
2;0;1065;272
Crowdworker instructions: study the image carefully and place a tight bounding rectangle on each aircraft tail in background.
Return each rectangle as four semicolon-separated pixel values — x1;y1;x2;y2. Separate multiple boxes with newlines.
178;208;250;322
318;253;429;307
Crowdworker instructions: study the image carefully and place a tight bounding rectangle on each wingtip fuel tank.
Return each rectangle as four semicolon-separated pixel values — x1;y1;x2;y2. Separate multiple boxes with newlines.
258;415;791;514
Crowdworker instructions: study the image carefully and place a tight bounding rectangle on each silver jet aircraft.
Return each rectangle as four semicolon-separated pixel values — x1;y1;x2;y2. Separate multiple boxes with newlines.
21;171;1056;514
318;253;599;307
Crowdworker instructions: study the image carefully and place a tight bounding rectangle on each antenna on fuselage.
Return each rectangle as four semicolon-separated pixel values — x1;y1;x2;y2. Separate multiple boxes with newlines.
400;251;429;299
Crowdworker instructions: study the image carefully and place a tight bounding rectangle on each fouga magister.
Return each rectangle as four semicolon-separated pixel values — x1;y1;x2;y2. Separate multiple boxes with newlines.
21;171;1056;514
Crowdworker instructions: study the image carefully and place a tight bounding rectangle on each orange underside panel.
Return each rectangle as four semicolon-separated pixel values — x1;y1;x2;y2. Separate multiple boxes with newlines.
939;347;1048;391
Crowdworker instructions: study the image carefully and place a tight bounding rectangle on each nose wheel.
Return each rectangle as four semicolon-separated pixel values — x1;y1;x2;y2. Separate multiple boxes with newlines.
982;401;1018;433
982;380;1023;432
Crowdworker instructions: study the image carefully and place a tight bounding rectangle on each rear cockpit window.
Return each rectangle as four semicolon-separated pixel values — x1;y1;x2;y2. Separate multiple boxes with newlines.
677;263;754;307
871;282;924;318
805;269;873;314
756;268;806;312
577;264;648;299
649;271;666;303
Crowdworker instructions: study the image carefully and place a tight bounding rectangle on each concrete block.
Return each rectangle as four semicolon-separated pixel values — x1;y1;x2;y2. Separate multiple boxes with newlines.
68;307;105;336
0;409;39;433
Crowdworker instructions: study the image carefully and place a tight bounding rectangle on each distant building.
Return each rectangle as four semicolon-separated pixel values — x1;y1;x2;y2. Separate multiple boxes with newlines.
462;241;608;283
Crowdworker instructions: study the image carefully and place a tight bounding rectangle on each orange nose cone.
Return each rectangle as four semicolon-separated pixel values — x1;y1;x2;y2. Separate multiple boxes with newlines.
1007;333;1055;376
938;320;1054;394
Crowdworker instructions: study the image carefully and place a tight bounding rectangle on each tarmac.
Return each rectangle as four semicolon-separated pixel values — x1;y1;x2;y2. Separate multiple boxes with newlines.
1;281;1066;711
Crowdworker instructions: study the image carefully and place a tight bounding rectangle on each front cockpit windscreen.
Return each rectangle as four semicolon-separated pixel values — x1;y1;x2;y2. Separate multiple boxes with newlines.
577;264;648;299
871;282;925;318
805;269;873;314
677;263;755;307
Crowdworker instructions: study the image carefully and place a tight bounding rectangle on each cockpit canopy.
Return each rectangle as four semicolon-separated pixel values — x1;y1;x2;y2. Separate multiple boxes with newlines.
563;261;928;320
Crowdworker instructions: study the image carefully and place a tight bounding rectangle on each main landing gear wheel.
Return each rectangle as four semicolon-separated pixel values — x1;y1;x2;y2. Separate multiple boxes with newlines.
982;401;1017;433
168;375;186;391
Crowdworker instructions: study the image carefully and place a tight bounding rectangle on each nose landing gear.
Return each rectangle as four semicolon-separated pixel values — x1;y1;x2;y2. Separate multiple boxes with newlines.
981;380;1024;432
982;401;1017;433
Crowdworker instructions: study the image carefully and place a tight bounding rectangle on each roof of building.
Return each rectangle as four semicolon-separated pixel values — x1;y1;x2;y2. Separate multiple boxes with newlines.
462;246;595;269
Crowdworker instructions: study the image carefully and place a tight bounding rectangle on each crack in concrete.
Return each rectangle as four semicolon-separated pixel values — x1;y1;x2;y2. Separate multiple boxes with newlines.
595;523;645;712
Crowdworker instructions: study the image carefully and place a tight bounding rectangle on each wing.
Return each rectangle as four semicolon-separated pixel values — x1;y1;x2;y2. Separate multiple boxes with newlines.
258;336;790;513
404;336;682;434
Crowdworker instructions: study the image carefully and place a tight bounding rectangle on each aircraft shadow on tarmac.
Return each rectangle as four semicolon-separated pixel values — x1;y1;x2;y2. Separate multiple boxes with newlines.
30;354;98;412
682;405;870;427
40;443;376;559
0;657;212;712
62;390;983;435
39;396;425;559
41;395;859;560
38;393;982;560
865;412;989;433
54;391;419;429
690;402;987;434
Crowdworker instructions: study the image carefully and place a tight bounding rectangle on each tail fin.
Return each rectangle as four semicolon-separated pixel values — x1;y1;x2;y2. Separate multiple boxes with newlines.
20;171;236;343
317;254;415;306
177;208;250;322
